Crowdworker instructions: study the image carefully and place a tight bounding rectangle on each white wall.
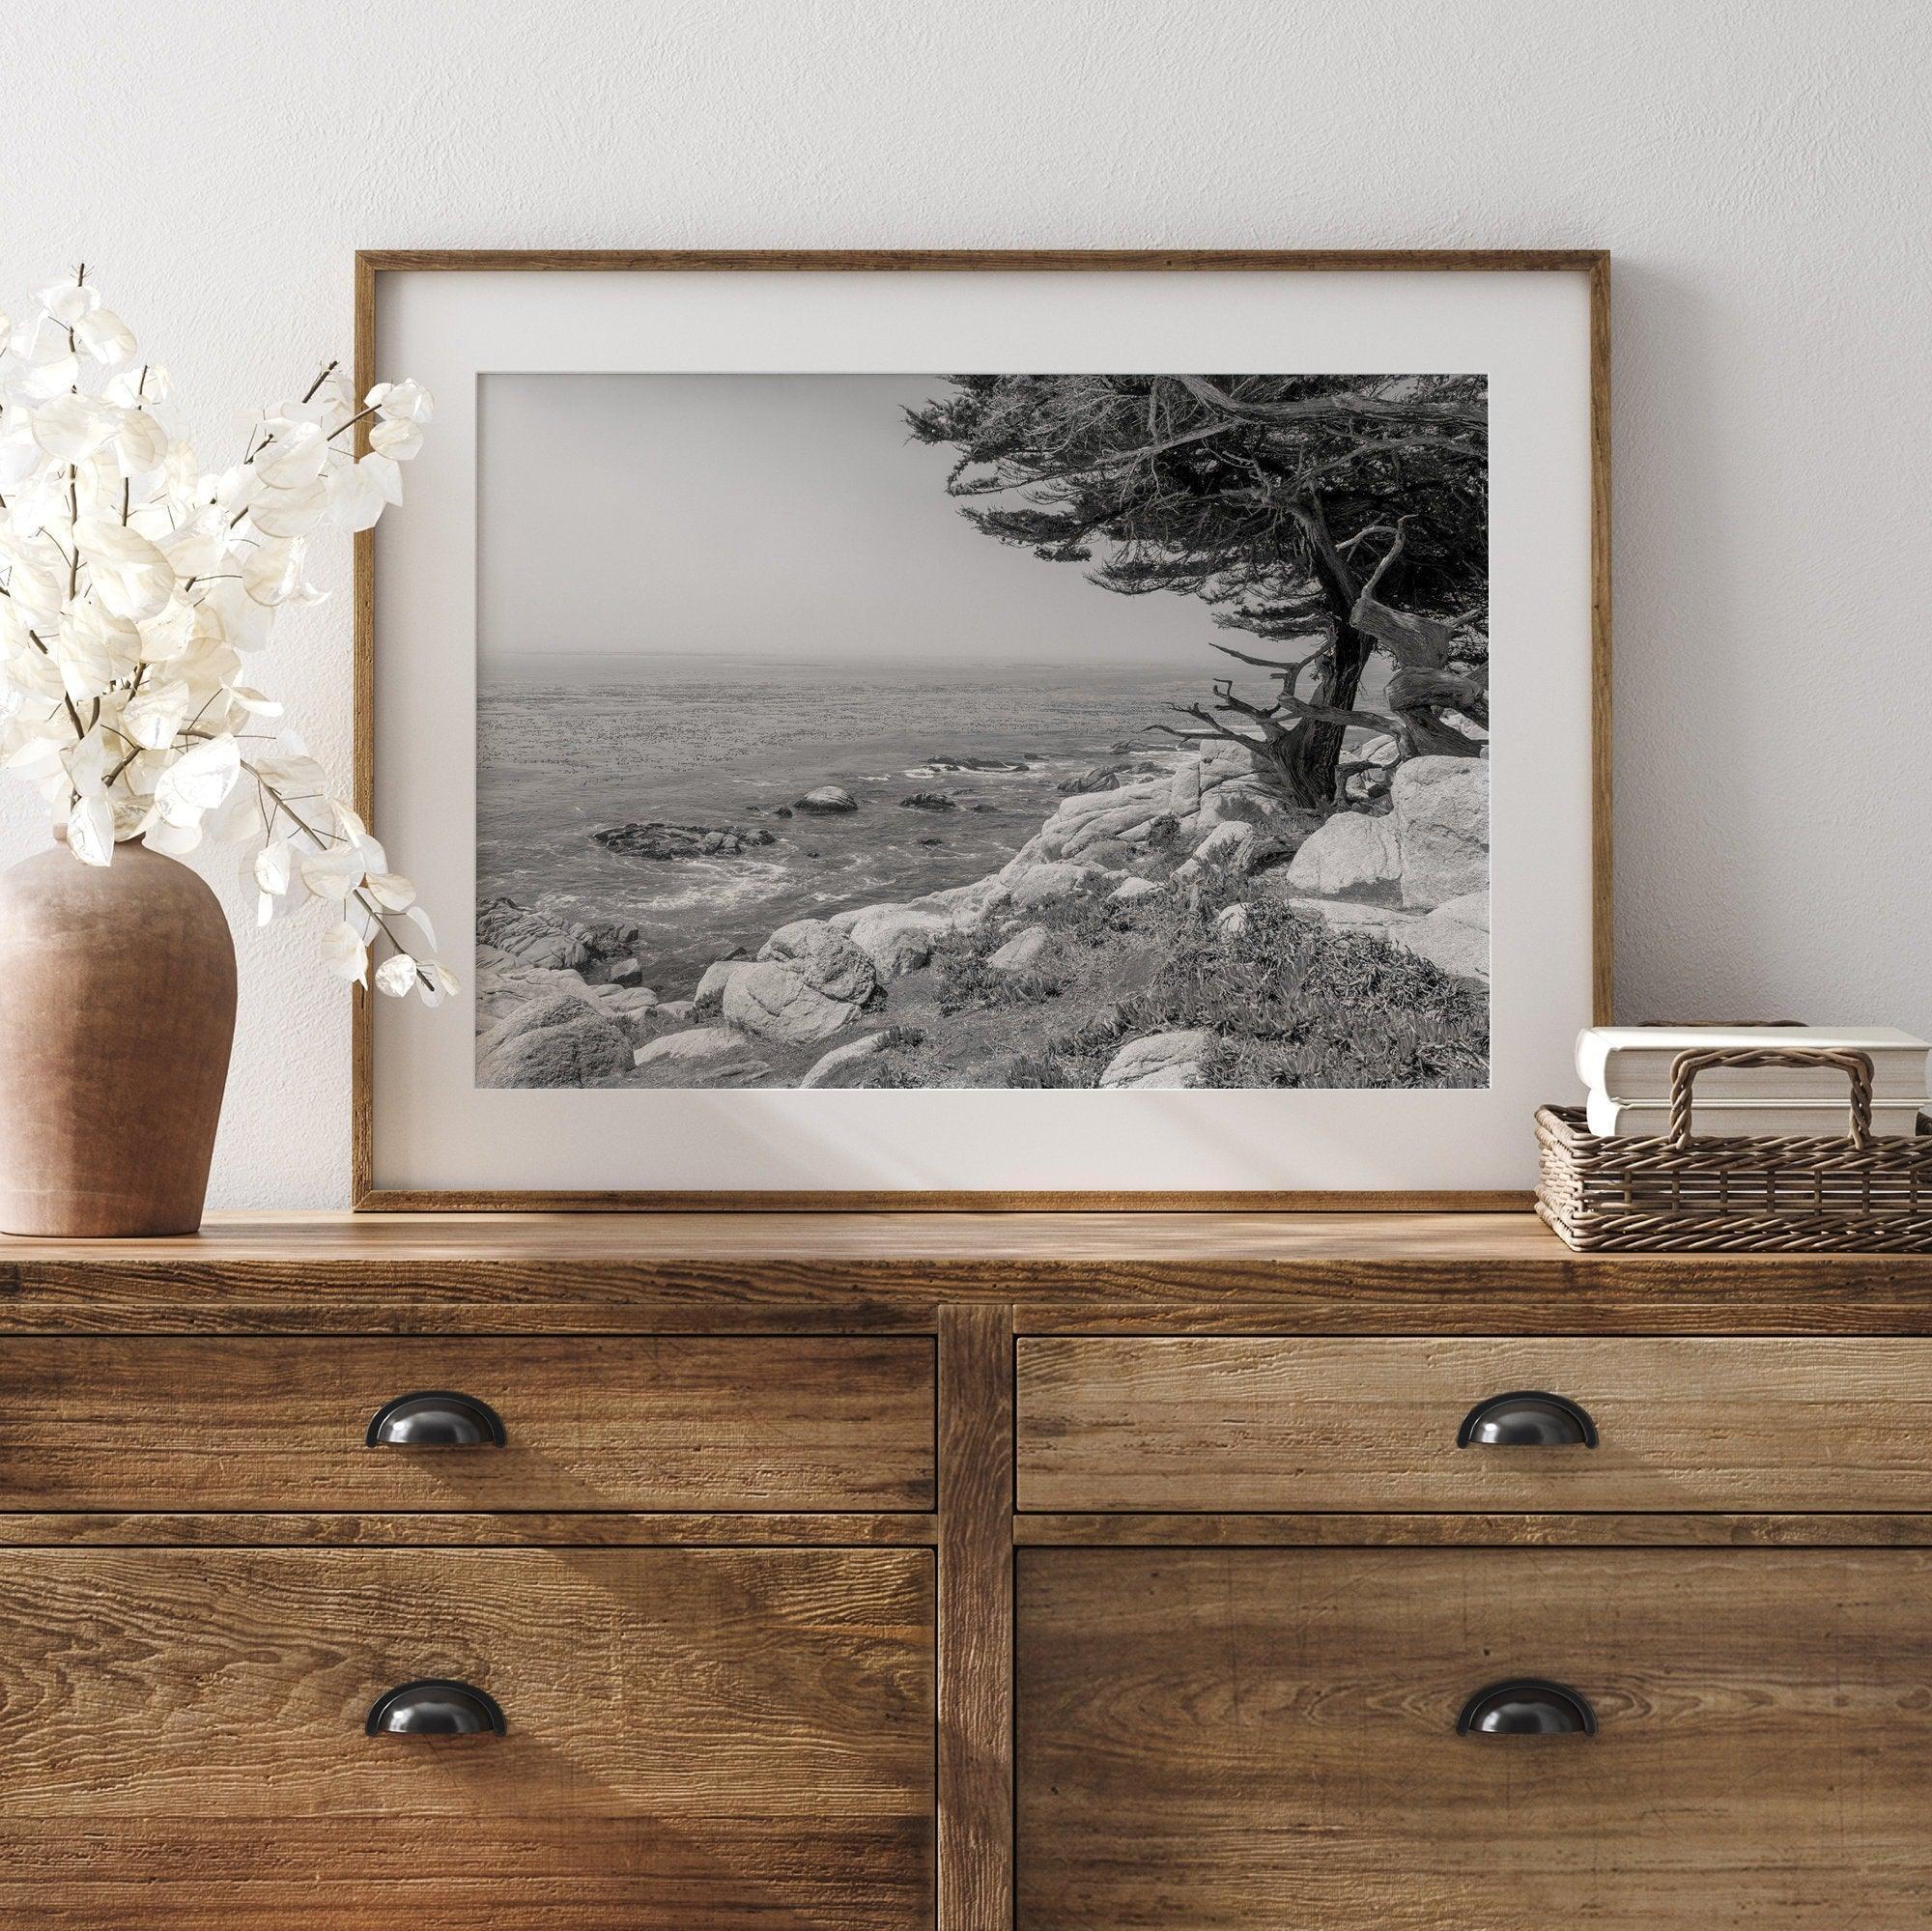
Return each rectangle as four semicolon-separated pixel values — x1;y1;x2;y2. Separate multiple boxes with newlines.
2;0;1926;1207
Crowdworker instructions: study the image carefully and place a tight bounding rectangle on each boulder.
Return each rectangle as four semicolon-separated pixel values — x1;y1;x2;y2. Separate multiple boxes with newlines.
1008;861;1110;910
722;958;866;1045
845;903;952;978
909;876;1006;931
800;1032;896;1089
1283;809;1401;899
754;921;879;1005
591;821;776;859
988;924;1051;972
632;1026;771;1081
1165;756;1204;819
793;785;858;813
1174;821;1277;883
476;990;603;1053
1274;893;1425;945
653;998;696;1025
693;958;753;1010
1398;889;1490;981
606;956;644;986
477;1005;634;1089
476;897;595;972
593;986;664;1045
472;946;604;1027
898;791;956;810
1214;902;1253;939
759;918;833;960
1109;876;1164;904
1099;1029;1213;1090
1390;755;1489;910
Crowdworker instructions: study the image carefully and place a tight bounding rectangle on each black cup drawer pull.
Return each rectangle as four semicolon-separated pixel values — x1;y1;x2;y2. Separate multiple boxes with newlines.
1458;1679;1596;1737
1457;1391;1597;1448
366;1678;506;1737
365;1390;506;1448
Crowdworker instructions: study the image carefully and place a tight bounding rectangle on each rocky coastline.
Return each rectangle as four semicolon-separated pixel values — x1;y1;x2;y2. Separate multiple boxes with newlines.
474;743;1492;1092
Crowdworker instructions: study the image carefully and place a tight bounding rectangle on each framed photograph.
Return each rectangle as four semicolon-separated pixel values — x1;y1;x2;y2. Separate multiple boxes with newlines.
355;250;1608;1208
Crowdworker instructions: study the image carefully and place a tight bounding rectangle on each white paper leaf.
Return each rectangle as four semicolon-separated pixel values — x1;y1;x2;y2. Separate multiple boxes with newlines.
364;870;415;911
30;393;120;461
136;598;197;664
375;951;419;997
143;814;203;856
321;919;368;984
417;960;459;1007
67;792;115;866
252;420;328;489
74;518;176;622
374;379;434;424
298;841;365;899
254;838;293;897
121;675;191;749
324;460;388;532
38;280;101;325
241;536;304;607
113;409;169;475
53;603;141;702
403;902;439;953
20;351;81;400
74;309;136;365
250;746;330;801
249;475;327;537
225;684;284;719
154;732;240;821
361;450;404;506
368;416;423;462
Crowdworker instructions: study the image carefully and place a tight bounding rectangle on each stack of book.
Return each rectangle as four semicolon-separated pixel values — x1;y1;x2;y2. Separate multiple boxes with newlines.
1577;1025;1931;1139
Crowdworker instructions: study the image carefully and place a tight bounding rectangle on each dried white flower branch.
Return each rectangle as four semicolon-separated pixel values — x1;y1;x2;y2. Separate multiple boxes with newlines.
0;268;452;1004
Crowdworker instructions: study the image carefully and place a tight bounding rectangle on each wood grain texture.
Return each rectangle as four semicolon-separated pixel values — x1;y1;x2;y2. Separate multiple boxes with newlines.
0;1334;934;1512
1018;1546;1932;1928
1017;1335;1932;1513
938;1305;1015;1931
353;248;1608;1210
351;248;378;1209
1589;250;1613;1024
6;1211;1932;1337
359;247;1612;275
0;1546;934;1928
0;1510;936;1547
1015;1512;1932;1548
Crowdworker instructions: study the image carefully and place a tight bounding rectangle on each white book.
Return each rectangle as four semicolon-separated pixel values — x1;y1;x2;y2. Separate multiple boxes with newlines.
1585;1092;1928;1140
1577;1026;1930;1104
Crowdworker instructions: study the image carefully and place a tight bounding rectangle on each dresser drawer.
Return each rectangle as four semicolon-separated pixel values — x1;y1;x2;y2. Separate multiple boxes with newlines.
1016;1336;1932;1513
0;1336;934;1512
0;1546;933;1928
1019;1546;1932;1928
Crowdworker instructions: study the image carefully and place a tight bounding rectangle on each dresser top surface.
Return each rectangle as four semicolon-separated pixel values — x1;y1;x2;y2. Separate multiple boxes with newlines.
6;1208;1590;1266
4;1211;1926;1336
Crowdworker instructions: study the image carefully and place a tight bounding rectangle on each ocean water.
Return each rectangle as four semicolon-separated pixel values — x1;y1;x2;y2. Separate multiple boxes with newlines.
477;650;1208;998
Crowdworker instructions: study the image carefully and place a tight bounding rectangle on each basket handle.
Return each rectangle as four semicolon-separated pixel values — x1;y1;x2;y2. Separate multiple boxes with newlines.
1665;1047;1876;1150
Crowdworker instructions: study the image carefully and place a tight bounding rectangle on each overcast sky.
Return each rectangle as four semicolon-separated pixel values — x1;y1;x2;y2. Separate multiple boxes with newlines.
477;373;1222;668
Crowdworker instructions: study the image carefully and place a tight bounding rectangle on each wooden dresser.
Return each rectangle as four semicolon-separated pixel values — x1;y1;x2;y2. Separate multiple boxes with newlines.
3;1211;1931;1927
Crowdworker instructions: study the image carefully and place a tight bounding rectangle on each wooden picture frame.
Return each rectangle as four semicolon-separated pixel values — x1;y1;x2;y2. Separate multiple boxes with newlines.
353;248;1610;1210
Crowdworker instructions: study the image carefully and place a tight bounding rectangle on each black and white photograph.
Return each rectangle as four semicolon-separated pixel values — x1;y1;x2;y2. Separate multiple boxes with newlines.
474;371;1492;1093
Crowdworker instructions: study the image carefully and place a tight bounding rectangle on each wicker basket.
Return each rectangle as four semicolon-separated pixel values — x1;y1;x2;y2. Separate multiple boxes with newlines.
1537;1046;1932;1252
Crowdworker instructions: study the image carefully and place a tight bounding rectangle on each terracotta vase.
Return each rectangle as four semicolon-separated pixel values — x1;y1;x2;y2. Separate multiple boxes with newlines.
0;838;237;1235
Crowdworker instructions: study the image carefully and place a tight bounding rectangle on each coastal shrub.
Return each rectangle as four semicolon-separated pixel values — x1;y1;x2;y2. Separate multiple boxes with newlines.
1131;888;1488;1090
930;931;1068;1013
925;872;1484;1090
